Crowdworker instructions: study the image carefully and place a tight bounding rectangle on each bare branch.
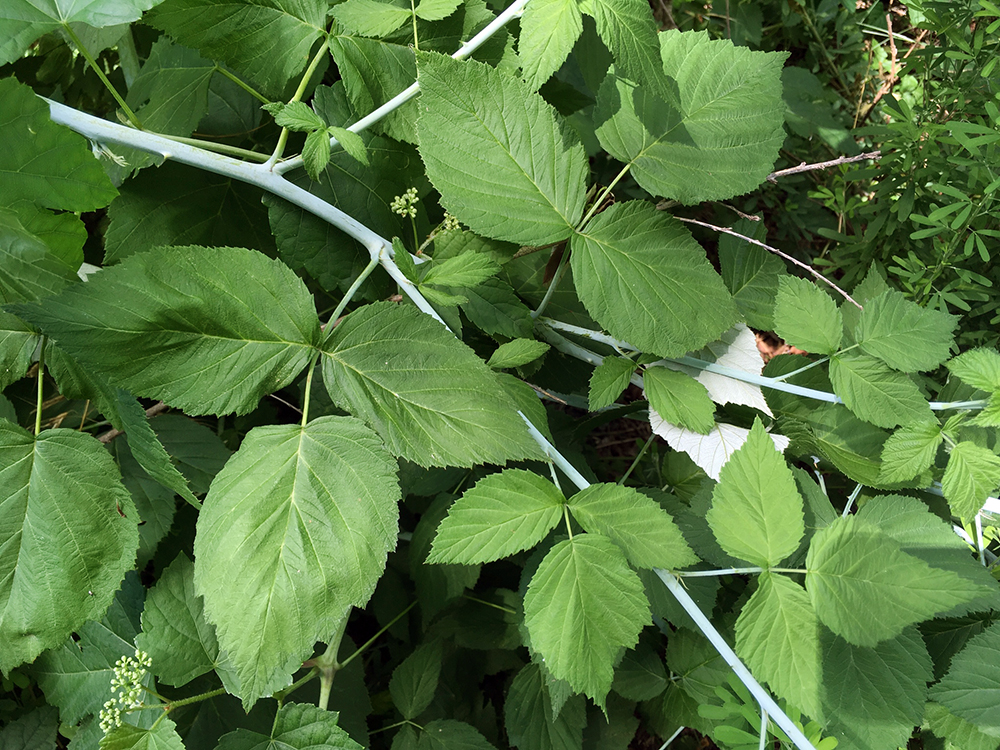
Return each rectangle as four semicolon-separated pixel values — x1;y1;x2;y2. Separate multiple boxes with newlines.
673;216;863;310
766;151;881;183
97;401;170;444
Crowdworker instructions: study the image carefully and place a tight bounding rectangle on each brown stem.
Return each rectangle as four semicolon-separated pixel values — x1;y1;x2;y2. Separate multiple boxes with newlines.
766;151;881;183
98;402;170;444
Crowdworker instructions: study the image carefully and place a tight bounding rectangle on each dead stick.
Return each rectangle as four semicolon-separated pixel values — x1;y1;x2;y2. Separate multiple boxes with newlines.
767;151;881;183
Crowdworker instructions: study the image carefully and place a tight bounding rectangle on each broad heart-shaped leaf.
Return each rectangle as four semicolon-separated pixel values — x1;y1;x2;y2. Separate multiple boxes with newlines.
942;441;1000;519
773;276;842;355
194;417;400;707
879;420;943;484
643;366;715;435
320;302;541;467
706;420;804;567
829;354;933;429
389;641;443;720
820;626;932;750
136;553;230;688
505;663;586;750
571;201;737;358
805;515;988;647
101;717;185;750
0;0;159;65
929;622;1000;736
588;356;635;411
947;348;1000;392
855;289;958;373
428;469;564;564
0;77;116;211
594;31;787;203
518;0;582;90
216;702;363;750
566;483;697;570
651;417;790;481
145;0;327;97
523;534;651;706
734;573;821;720
12;247;320;416
0;423;137;673
416;51;587;245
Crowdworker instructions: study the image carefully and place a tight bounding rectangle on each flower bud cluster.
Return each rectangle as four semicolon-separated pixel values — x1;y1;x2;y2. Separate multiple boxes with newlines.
391;187;419;218
98;649;152;733
442;212;461;232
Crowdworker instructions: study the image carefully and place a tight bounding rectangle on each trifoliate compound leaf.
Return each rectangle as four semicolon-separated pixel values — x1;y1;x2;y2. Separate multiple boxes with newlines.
0;0;160;65
829;354;932;428
773;276;842;355
194;417;400;708
505;663;586;750
643;367;715;435
0;77;117;211
879;421;943;484
594;31;787;203
215;702;363;750
486;339;550;370
854;290;957;372
947;348;1000;392
806;516;988;647
11;247;320;416
929;622;1000;737
518;0;582;90
321;302;541;467
571;201;737;358
428;469;564;564
566;483;697;570
523;535;651;706
706;419;804;567
0;424;137;673
651;417;790;481
416;51;587;245
146;0;328;97
734;573;821;720
329;0;411;37
101;717;185;750
588;356;635;411
390;642;443;720
718;219;784;330
942;441;1000;519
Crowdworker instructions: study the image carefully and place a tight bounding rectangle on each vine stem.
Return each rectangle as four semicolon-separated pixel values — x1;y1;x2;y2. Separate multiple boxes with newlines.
673;216;863;310
323;256;381;344
266;36;331;167
316;607;351;710
62;24;142;130
34;337;46;436
300;355;318;428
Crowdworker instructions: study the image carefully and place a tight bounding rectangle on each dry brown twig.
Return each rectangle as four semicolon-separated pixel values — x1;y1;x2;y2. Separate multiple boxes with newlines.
766;150;881;182
97;401;170;444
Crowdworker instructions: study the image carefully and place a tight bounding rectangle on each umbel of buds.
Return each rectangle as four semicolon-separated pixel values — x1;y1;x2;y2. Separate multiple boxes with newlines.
99;649;153;733
391;187;419;218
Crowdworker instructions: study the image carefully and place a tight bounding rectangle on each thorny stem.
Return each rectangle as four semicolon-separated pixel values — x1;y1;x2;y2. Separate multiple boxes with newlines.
674;216;863;310
63;24;142;129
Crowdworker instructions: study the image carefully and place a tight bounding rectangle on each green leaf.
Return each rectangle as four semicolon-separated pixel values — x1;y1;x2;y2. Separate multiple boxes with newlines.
0;0;158;65
854;289;957;372
416;51;587;245
566;483;697;570
570;201;737;358
0;223;77;305
418;720;497;750
411;495;480;622
329;127;370;165
194;417;400;707
331;0;411;36
270;100;326;131
422;253;500;289
829;354;933;429
523;534;651;705
925;702;1000;750
947;348;1000;392
585;0;663;98
486;339;550;370
101;718;185;750
390;642;443;720
0;423;137;673
104;162;276;263
0;311;37;388
820;627;932;750
942;441;1000;518
588;356;635;411
518;0;583;90
460;277;533;339
718;219;784;330
805;516;988;647
929;623;1000;736
146;0;328;97
611;641;667;701
879;421;943;484
215;702;363;750
505;663;587;750
126;38;215;138
136;553;231;688
643;366;715;435
0;707;58;750
428;469;564;564
594;31;787;203
320;301;541;467
415;0;463;21
706;419;804;567
0;77;117;212
12;247;320;416
773;276;842;355
302;128;333;181
734;573;821;720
